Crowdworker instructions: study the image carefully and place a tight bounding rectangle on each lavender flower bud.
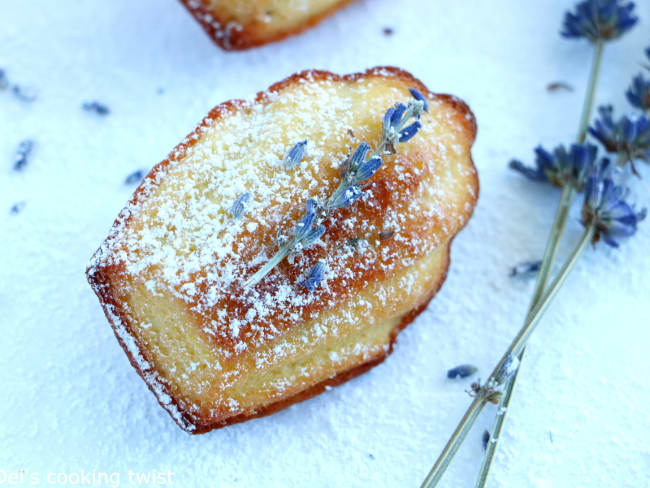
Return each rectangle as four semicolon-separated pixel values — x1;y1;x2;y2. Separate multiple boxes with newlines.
283;140;307;170
230;192;251;219
13;139;34;171
626;73;650;112
294;198;318;240
354;156;383;182
343;142;371;178
398;121;422;142
328;185;362;209
409;88;429;112
299;260;327;291
447;364;478;379
582;158;647;247
300;224;326;247
510;260;542;278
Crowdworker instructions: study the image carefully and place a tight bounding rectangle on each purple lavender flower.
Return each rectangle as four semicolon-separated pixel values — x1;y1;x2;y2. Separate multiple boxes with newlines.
581;159;646;246
13;139;34;171
509;143;597;191
328;185;363;209
382;93;425;153
561;0;637;43
299;261;327;291
510;260;542;278
230;192;251;219
82;101;110;116
283;140;307;170
626;73;650;112
398;121;422;142
447;364;478;379
409;88;429;112
124;169;145;185
340;142;383;183
294;198;318;240
589;106;650;172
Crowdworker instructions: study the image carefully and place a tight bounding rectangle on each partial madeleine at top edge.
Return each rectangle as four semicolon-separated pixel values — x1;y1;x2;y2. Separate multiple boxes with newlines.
177;0;361;50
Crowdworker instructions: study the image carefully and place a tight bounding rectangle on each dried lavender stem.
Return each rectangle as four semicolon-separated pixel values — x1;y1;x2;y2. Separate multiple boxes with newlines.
244;100;421;289
473;40;605;488
242;246;291;289
473;186;574;485
421;225;595;488
419;397;486;487
528;184;575;308
424;39;605;488
577;40;604;143
473;350;523;488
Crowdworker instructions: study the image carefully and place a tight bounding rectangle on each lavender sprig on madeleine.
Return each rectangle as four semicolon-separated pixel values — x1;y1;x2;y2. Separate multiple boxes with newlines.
243;89;428;289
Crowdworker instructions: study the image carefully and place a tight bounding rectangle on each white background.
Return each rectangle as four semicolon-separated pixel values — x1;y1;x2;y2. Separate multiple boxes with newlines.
2;1;649;486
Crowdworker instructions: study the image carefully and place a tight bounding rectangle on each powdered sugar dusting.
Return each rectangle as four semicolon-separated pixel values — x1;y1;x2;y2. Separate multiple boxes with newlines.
90;70;475;365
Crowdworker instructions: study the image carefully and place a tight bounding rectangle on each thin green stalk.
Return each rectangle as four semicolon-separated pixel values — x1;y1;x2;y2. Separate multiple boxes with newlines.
473;226;594;488
528;184;575;309
472;40;605;488
243;246;291;289
503;225;595;360
419;397;485;487
420;226;594;488
577;40;604;143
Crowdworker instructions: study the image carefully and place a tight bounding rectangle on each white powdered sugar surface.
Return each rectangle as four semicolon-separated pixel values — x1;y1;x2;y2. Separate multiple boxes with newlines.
1;1;649;487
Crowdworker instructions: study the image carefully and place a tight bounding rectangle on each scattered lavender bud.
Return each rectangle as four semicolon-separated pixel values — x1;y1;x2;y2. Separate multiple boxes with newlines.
11;85;37;102
368;453;376;460
13;139;34;171
283;140;307;170
300;224;326;247
0;70;36;101
382;27;394;36
447;364;478;379
547;81;573;92
482;430;490;450
0;69;8;90
10;201;26;215
124;169;145;185
299;261;327;291
510;260;542;278
343;237;367;251
379;229;395;241
82;101;110;116
230;192;251;219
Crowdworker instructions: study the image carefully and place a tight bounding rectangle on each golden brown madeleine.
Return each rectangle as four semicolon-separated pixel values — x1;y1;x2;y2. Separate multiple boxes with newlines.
87;67;478;433
179;0;358;49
